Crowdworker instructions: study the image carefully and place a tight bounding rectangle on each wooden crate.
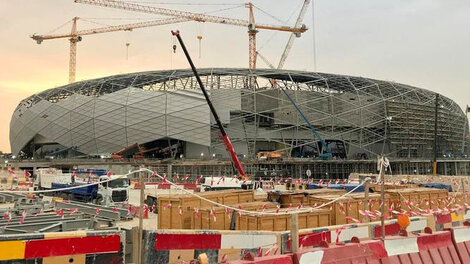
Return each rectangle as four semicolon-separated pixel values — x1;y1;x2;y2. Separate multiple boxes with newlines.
308;193;389;225
385;188;448;211
303;189;346;196
158;195;200;229
448;191;470;207
369;183;418;193
158;190;255;229
236;208;331;231
191;201;279;230
267;189;345;208
279;193;306;208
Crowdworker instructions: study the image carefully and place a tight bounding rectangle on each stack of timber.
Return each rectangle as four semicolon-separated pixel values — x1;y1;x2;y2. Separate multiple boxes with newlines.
191;201;279;230
158;190;254;229
236;208;331;231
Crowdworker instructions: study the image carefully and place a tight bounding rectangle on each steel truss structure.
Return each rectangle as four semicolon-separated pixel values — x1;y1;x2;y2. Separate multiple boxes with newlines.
10;68;468;159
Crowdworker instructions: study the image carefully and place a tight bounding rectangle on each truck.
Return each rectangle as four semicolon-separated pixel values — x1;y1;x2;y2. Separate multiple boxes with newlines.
35;168;130;206
95;175;130;205
34;168;71;189
51;182;98;203
200;176;242;191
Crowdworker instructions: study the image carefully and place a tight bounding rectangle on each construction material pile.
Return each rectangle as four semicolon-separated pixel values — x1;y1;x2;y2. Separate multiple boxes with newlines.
156;183;461;231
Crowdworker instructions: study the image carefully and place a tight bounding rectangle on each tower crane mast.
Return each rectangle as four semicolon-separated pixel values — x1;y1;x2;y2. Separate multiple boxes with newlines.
69;17;79;83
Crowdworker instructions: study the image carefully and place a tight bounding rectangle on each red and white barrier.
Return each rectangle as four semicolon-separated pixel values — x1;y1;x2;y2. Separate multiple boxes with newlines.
220;234;278;249
292;240;387;264
154;233;277;250
383;236;419;256
451;226;470;263
382;231;460;263
226;254;294;264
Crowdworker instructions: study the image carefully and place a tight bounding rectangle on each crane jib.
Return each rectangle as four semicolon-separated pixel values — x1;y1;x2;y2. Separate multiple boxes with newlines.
171;30;246;177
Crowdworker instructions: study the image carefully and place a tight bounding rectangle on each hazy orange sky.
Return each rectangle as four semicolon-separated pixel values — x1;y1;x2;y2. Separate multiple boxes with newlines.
1;0;470;153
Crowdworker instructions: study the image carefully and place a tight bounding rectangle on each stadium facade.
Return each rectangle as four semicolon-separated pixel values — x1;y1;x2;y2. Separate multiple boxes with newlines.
10;68;469;160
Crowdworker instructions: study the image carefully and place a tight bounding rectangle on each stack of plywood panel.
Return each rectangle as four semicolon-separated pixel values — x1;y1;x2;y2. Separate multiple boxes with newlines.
385;188;448;211
307;193;389;225
191;201;279;230
158;190;254;229
236;208;331;231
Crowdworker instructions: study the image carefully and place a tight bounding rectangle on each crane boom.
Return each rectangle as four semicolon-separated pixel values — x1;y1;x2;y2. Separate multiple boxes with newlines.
73;0;307;70
32;16;190;83
278;0;311;69
172;30;246;177
74;0;307;34
32;17;189;43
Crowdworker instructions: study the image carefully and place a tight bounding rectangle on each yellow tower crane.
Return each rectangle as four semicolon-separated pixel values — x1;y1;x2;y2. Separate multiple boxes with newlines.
73;0;308;70
31;16;189;83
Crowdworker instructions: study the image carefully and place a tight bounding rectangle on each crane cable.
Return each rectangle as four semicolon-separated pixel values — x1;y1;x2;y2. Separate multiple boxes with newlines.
45;19;74;35
311;0;317;71
256;1;303;52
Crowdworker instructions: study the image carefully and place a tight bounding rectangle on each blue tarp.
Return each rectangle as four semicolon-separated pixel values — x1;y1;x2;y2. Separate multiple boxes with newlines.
306;183;370;193
418;183;453;192
72;168;107;176
51;182;98;195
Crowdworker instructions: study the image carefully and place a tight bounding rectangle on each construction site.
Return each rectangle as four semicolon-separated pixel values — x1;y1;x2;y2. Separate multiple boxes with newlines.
2;0;470;263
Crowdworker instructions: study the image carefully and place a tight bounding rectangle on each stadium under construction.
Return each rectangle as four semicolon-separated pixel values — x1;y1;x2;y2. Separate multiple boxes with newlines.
7;68;470;177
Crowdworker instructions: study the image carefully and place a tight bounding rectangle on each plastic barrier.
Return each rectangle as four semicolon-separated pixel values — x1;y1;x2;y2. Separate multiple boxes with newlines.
144;230;281;264
283;224;370;252
291;230;461;264
435;210;465;231
292;240;387;264
381;231;461;263
370;216;427;238
450;226;470;263
0;230;125;263
282;217;427;252
220;219;470;264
